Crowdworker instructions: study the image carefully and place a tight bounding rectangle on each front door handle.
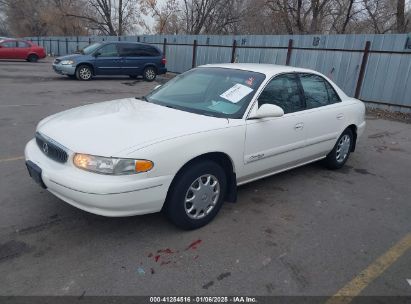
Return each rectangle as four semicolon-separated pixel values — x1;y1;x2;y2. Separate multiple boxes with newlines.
336;113;344;120
294;123;304;130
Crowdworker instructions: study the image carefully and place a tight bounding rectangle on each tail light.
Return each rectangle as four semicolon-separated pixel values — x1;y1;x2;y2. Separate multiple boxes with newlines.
161;57;167;65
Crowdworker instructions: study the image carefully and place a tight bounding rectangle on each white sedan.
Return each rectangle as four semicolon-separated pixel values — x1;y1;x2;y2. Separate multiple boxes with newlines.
25;63;366;229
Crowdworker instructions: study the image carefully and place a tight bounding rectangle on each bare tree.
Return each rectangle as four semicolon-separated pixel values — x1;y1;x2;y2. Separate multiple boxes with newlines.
180;0;243;34
396;0;407;32
140;0;183;34
265;0;335;34
64;0;141;35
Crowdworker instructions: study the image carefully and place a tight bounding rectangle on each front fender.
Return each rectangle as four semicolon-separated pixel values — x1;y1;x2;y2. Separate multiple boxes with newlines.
125;125;246;181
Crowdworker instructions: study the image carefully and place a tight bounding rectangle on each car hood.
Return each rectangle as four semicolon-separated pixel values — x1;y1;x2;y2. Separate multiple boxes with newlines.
37;98;230;156
56;54;84;61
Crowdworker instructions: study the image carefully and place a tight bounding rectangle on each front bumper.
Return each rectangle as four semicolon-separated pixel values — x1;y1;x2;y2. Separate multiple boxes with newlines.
52;63;76;76
24;139;172;217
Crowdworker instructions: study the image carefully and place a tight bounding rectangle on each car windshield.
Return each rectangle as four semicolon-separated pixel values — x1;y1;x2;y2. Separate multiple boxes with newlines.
145;68;265;119
81;43;102;55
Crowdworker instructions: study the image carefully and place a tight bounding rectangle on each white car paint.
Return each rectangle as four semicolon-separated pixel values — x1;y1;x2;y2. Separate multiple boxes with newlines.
25;63;366;217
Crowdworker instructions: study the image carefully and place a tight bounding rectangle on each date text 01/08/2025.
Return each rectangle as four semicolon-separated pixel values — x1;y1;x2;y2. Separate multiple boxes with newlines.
149;296;257;303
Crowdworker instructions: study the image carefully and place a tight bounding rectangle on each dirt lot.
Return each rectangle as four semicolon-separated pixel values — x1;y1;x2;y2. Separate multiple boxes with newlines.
1;58;411;298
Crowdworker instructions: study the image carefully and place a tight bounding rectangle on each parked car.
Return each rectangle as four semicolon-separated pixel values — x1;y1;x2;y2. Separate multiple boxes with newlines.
25;64;366;229
0;39;46;62
52;41;167;81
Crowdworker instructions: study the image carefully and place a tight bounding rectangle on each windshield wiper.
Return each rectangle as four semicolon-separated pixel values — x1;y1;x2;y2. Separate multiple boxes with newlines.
135;96;148;102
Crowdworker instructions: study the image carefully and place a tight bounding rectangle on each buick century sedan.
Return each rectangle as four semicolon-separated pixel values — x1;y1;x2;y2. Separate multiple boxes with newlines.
25;64;366;229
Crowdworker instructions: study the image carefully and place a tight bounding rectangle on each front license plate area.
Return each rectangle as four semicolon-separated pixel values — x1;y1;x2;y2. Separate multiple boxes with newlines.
26;160;47;189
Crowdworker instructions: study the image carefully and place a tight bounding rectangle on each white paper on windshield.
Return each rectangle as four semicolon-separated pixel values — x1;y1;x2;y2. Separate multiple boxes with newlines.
220;84;254;103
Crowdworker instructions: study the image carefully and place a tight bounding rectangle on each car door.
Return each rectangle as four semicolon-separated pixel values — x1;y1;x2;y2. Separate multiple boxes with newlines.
298;73;347;158
0;41;17;59
15;41;31;59
243;73;309;181
119;43;144;75
93;43;123;75
120;44;159;75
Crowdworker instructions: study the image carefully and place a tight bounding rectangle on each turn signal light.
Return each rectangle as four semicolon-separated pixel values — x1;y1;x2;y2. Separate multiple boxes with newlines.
135;160;154;173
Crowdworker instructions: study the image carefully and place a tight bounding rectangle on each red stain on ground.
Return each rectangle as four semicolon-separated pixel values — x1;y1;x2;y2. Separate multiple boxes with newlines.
154;255;161;262
185;239;202;251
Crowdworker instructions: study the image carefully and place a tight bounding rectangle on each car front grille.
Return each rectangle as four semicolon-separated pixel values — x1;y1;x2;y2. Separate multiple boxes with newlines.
35;132;68;164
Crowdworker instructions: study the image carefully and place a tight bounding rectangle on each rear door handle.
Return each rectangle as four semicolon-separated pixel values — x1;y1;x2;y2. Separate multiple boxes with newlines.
294;123;304;130
337;113;344;120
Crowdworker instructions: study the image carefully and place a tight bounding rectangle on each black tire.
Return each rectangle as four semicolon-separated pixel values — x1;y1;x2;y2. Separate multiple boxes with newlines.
323;128;354;170
143;66;157;82
76;65;93;81
164;160;227;230
27;54;38;62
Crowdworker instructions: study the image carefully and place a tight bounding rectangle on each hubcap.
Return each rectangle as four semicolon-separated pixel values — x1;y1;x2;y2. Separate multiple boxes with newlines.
79;68;91;79
145;69;156;80
336;134;351;163
184;174;220;220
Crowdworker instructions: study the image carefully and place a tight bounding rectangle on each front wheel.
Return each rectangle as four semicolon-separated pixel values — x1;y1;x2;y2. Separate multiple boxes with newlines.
76;65;93;81
143;66;157;82
323;129;353;169
164;161;227;230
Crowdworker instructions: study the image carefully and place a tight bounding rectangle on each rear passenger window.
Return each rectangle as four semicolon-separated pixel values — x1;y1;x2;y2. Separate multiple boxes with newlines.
138;45;160;57
324;80;341;104
119;44;159;57
258;74;304;114
119;44;140;57
299;73;341;108
17;41;30;48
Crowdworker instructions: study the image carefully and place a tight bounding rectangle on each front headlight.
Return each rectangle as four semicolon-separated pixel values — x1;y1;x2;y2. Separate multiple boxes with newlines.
60;60;75;65
73;153;154;175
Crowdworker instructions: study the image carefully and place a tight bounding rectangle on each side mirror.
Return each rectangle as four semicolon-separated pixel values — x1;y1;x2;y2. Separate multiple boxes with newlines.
248;104;284;119
153;85;161;90
94;52;101;57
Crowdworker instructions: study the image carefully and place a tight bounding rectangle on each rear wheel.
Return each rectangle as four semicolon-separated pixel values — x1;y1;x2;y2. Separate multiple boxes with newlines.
323;128;354;169
76;65;93;81
164;161;227;230
143;66;157;82
27;54;38;62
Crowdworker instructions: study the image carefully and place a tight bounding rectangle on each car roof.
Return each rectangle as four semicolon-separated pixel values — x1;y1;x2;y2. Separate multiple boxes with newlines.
198;63;320;78
101;41;155;46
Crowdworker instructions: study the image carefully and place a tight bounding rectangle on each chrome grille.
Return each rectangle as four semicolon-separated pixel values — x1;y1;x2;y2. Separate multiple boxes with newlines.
35;132;68;163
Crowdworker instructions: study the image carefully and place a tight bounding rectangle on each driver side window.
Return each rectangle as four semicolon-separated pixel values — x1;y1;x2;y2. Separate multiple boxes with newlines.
258;74;304;114
1;41;16;48
97;44;119;57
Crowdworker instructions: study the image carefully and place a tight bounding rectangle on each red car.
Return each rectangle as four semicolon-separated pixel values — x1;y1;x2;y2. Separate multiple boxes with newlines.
0;39;46;62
